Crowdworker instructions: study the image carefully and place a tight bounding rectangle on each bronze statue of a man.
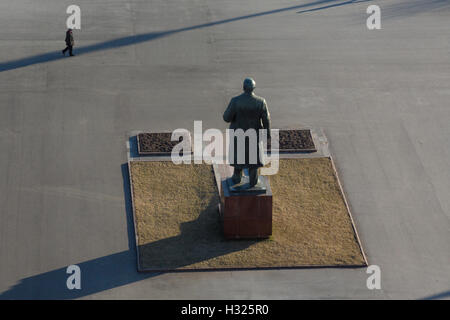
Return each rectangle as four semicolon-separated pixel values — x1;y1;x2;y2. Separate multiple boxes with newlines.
223;78;271;187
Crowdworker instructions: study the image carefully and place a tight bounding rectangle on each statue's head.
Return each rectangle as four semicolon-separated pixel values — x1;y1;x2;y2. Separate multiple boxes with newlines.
243;77;255;93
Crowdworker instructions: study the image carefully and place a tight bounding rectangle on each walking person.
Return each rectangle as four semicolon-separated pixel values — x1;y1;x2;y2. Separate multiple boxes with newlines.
62;28;75;56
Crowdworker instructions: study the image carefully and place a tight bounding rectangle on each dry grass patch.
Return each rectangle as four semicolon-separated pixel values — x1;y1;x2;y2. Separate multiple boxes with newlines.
129;158;365;271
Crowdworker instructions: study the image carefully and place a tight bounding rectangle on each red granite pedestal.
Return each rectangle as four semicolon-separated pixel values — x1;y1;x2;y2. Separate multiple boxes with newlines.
219;176;272;239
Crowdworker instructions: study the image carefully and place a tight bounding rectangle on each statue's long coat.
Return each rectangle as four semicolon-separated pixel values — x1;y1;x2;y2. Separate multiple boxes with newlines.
223;92;271;168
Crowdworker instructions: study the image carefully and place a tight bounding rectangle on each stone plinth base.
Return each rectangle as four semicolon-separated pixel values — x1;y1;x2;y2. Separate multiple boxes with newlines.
220;176;272;239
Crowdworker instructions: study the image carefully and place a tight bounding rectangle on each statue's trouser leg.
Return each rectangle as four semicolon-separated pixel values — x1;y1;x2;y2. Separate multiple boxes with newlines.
249;167;258;187
231;167;242;184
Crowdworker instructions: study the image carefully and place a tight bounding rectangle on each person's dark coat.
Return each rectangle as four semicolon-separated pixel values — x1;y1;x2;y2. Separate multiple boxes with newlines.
65;30;74;46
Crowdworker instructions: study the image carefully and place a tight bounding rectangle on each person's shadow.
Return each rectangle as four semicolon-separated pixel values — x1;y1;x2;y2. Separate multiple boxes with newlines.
1;0;374;72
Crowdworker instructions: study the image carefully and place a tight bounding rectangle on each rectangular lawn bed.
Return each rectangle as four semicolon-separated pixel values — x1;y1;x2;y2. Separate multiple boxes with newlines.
128;158;366;271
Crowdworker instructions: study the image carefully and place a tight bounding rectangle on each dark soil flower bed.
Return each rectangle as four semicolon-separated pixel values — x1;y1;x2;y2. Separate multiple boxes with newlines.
137;129;315;155
270;129;316;152
137;132;191;155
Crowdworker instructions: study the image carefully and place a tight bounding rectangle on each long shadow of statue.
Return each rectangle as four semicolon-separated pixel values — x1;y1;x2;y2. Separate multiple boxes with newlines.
0;164;158;299
0;163;257;299
137;182;258;271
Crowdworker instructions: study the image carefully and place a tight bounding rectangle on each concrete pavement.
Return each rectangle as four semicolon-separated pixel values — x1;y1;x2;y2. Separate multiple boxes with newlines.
0;0;449;299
